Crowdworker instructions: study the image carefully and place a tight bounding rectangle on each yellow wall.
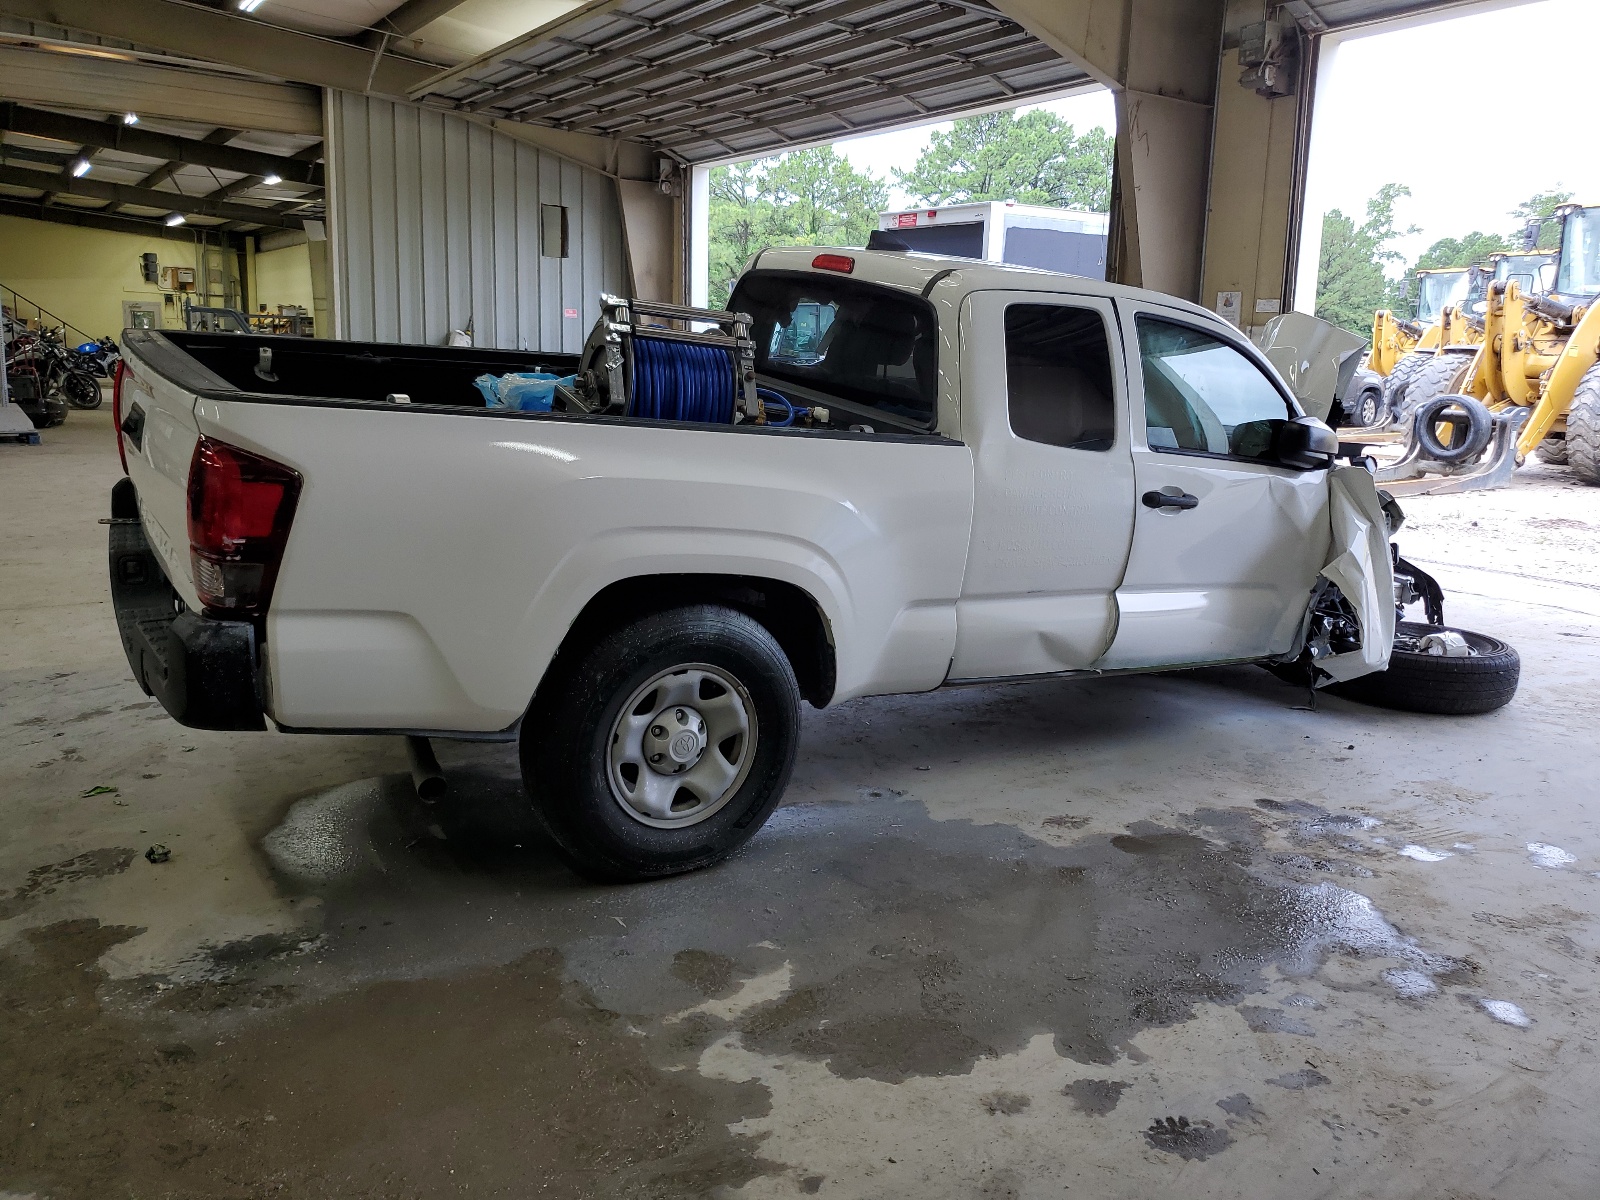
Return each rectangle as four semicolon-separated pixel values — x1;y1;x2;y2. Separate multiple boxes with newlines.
0;211;199;338
252;242;314;317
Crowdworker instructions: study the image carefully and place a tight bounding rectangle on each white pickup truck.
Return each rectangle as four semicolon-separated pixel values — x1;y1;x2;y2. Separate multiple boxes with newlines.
109;248;1520;880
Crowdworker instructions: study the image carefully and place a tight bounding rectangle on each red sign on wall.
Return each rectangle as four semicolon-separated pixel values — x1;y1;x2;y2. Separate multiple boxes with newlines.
892;213;918;228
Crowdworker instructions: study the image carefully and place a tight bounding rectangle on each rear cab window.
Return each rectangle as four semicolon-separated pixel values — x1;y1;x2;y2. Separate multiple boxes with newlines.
729;270;940;431
1004;304;1117;451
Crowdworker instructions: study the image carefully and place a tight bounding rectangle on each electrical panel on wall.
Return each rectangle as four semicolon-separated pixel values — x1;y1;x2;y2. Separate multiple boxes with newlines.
160;266;196;292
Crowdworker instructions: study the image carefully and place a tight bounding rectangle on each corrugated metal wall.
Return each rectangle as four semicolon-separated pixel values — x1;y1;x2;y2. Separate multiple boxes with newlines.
326;90;627;352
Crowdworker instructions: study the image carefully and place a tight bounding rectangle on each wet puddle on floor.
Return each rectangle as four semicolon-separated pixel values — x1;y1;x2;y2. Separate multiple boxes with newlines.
3;764;1482;1197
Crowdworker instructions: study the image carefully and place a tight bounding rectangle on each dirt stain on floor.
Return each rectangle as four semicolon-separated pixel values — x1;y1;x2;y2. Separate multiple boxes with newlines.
0;764;1472;1197
0;920;772;1200
0;846;135;919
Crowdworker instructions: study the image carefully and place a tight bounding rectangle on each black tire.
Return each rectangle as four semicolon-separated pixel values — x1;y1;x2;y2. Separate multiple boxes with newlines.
1413;394;1494;463
1568;363;1600;486
22;397;67;428
1537;436;1569;465
520;604;801;882
1381;351;1432;422
62;370;101;409
1392;350;1475;428
1328;622;1519;715
1354;386;1386;429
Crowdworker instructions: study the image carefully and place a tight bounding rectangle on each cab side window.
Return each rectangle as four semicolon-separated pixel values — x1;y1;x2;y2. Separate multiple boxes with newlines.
1004;304;1116;452
1136;317;1295;463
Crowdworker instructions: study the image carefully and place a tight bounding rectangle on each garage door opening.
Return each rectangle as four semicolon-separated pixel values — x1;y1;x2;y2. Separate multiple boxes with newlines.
691;89;1116;308
1294;0;1598;338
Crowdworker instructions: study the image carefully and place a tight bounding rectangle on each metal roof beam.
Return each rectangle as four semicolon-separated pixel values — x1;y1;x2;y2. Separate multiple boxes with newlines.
651;43;1062;148
476;0;894;116
0;193;243;243
136;127;241;191
0;103;323;184
583;17;1021;132
626;32;1050;141
0;0;435;97
368;0;481;40
0;162;301;227
519;3;984;125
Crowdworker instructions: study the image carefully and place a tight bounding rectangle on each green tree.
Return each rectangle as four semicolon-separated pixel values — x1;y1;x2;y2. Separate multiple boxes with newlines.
1511;188;1574;250
894;110;1114;211
1396;188;1575;287
1413;231;1510;272
765;147;888;245
1511;189;1574;224
705;147;887;306
1315;183;1417;336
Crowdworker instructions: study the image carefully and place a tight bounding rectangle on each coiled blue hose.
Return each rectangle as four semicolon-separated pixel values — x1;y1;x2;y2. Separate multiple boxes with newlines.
630;335;736;423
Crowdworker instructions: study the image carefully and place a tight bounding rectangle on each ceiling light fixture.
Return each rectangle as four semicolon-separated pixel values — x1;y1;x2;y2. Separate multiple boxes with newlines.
262;173;282;186
237;0;267;11
69;156;92;177
165;212;186;226
123;112;139;125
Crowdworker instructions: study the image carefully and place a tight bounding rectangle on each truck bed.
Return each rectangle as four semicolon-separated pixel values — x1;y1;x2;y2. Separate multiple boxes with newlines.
141;330;581;409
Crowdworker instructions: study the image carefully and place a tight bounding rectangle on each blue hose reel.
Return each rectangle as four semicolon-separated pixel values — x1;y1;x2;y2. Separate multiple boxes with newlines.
566;295;760;424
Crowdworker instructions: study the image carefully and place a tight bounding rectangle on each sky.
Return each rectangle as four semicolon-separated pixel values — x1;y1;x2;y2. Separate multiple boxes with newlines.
1305;0;1600;270
808;0;1600;278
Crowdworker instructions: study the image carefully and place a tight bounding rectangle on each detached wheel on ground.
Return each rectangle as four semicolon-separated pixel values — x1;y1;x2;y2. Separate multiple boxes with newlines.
521;604;801;882
1567;363;1600;486
1328;621;1519;715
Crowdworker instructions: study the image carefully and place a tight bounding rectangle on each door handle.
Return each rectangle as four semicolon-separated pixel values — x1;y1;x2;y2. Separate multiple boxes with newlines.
1142;490;1200;511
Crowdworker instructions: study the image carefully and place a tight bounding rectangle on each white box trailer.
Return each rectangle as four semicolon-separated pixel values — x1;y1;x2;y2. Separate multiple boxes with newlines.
877;201;1109;279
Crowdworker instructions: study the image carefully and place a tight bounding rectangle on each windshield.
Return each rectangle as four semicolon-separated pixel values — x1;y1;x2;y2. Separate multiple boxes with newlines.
1557;207;1600;299
1416;271;1468;323
729;270;939;428
1495;254;1552;296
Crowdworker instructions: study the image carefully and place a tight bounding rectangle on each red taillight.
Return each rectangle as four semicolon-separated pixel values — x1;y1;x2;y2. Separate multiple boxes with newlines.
186;436;301;616
112;360;129;474
812;253;855;274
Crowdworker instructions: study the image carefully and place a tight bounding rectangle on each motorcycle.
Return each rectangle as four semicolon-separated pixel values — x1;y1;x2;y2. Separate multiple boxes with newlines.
73;336;120;380
4;323;98;422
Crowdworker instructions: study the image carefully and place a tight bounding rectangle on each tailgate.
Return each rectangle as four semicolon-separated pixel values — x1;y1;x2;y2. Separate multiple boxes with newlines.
118;331;228;611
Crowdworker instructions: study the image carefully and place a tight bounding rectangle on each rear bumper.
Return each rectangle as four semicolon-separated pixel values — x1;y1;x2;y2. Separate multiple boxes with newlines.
109;478;266;731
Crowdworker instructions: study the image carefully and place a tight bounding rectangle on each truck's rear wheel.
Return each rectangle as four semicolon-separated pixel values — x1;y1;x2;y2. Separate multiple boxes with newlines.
521;604;800;881
1567;364;1600;486
1327;622;1519;715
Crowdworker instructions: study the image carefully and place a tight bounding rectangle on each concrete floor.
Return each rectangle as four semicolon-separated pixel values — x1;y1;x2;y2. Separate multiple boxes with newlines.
3;408;1599;1199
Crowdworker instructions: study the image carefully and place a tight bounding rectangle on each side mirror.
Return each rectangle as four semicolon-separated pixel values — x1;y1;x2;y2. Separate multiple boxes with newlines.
1278;415;1338;470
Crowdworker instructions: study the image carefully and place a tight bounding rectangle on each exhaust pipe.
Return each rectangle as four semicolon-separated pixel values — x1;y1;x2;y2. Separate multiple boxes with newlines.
405;736;447;803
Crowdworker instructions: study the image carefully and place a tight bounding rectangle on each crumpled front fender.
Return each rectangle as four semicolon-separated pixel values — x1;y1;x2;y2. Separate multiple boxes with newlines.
1316;466;1397;684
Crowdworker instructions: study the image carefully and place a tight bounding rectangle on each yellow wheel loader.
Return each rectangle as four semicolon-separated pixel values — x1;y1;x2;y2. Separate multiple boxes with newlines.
1368;267;1467;375
1462;204;1600;481
1372;205;1599;491
1380;252;1558;431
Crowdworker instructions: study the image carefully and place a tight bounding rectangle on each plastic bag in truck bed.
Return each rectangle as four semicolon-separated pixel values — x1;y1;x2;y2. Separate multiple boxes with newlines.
473;372;575;412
